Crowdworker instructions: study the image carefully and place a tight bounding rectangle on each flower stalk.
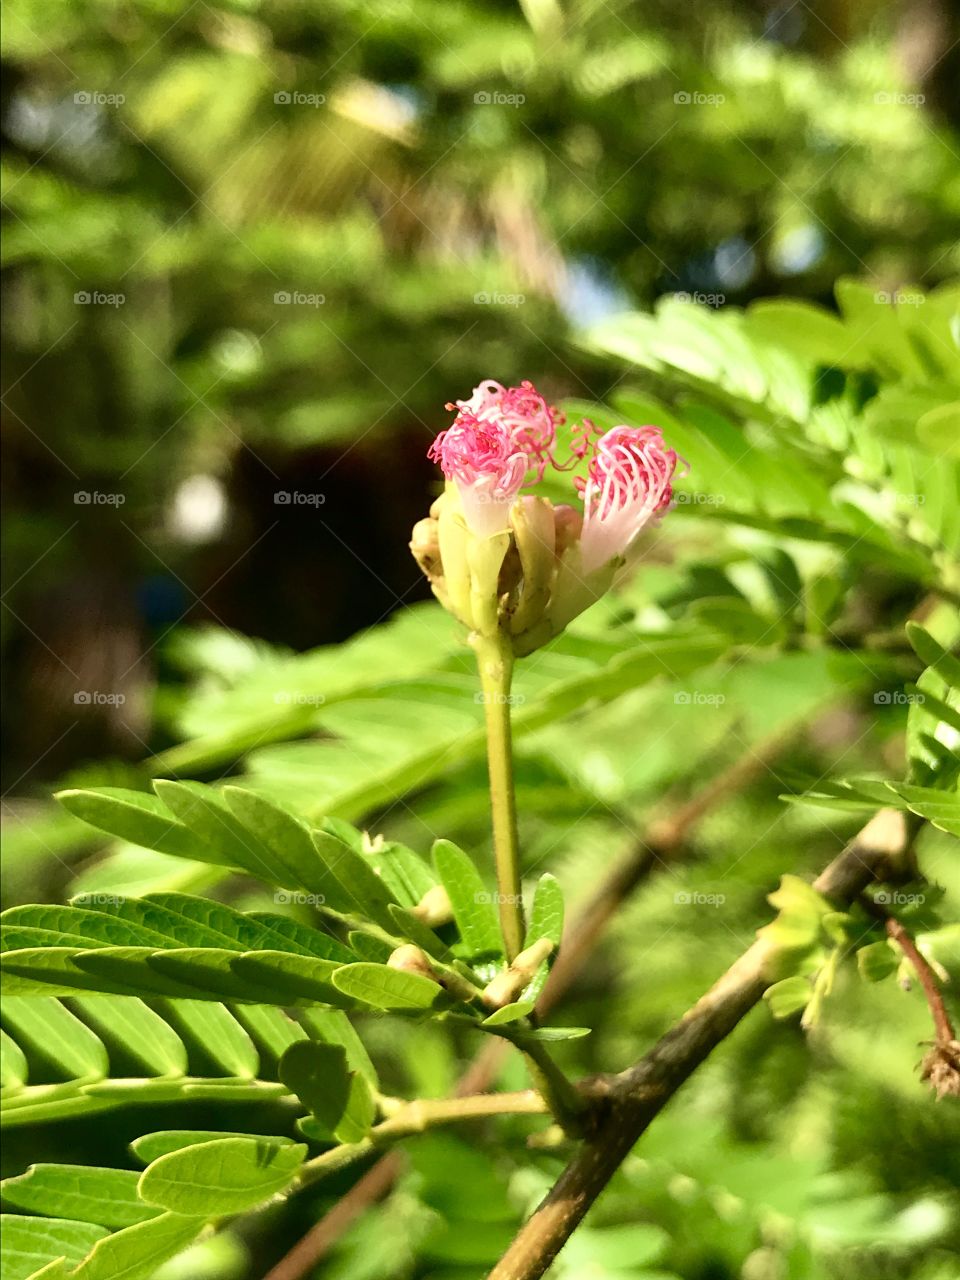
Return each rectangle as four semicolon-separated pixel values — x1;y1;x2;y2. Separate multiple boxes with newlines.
473;629;525;960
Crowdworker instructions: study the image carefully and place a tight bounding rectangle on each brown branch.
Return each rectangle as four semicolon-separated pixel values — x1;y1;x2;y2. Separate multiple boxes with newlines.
263;1153;404;1280
884;916;955;1045
487;809;912;1280
883;914;960;1099
263;736;787;1280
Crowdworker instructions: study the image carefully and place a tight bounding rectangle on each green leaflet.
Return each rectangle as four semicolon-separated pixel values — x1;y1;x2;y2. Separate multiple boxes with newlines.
348;931;393;962
385;905;457;968
159;1000;260;1078
0;1215;106;1280
526;874;564;949
359;840;437;907
504;1026;591;1042
232;1004;308;1068
432;839;502;960
1;948;153;999
54;789;206;863
67;997;187;1078
243;913;355;963
71;948;210;1000
146;947;297;1003
221;789;331;895
481;1002;534;1026
71;1213;207;1280
130;1130;259;1163
308;830;399;927
331;962;445;1010
279;1040;351;1133
522;874;564;1006
298;1008;379;1089
764;977;813;1019
280;1040;375;1143
336;1073;377;1144
0;1166;160;1228
0;893;365;1004
0;1029;28;1090
152;780;286;882
857;941;900;983
138;1136;307;1216
746;299;851;367
1;997;108;1080
230;951;355;1007
782;778;960;837
0;903;170;948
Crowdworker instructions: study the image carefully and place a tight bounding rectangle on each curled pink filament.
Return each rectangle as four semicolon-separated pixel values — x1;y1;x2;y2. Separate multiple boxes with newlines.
578;425;682;573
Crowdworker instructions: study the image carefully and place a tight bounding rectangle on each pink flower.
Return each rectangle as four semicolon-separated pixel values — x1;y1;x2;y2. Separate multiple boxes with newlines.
447;379;562;480
428;412;528;537
431;378;563;535
577;425;681;573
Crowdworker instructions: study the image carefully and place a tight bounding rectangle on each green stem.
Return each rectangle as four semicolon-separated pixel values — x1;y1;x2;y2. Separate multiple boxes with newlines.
474;632;525;960
298;1091;548;1188
520;1040;592;1139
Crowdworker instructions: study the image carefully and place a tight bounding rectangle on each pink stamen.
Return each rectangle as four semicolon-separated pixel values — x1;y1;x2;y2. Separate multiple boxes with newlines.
446;379;563;479
578;425;683;573
428;378;564;534
428;411;528;537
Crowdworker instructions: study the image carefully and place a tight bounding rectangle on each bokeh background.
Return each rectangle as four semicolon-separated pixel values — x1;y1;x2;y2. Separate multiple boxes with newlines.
2;4;960;1280
3;0;959;789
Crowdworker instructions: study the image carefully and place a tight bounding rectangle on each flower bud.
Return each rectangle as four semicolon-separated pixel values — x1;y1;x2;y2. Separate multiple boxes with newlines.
481;937;554;1009
416;383;682;658
411;884;454;927
387;944;441;984
467;528;511;636
553;504;583;557
409;517;441;580
435;490;474;628
507;496;557;637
